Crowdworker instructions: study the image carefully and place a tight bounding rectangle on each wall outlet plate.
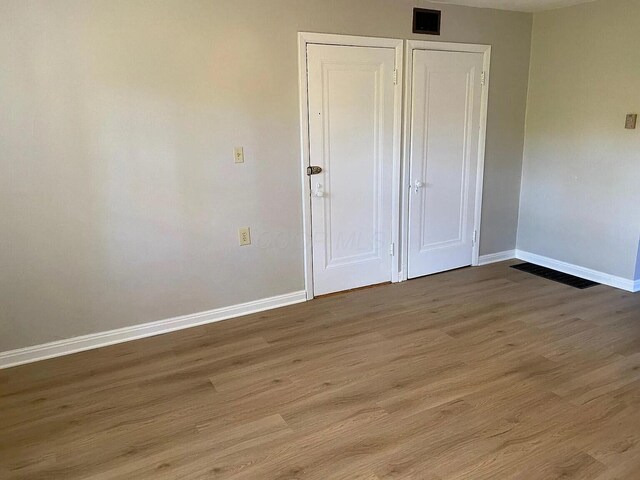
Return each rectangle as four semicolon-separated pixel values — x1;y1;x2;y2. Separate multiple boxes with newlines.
238;227;251;246
234;147;245;163
625;114;637;130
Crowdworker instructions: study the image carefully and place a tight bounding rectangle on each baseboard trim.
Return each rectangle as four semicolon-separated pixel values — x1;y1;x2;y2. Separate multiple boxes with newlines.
0;290;307;370
478;250;516;266
634;280;640;293
515;250;636;293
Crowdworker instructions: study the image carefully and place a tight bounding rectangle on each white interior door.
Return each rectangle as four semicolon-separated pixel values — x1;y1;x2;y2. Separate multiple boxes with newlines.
306;44;397;296
408;49;484;278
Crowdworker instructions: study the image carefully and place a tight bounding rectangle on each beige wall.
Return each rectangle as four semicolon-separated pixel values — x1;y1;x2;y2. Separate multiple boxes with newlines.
0;0;532;351
518;0;640;280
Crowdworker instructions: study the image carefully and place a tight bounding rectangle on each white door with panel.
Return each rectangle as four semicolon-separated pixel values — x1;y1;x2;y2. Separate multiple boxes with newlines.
408;50;484;278
306;44;397;296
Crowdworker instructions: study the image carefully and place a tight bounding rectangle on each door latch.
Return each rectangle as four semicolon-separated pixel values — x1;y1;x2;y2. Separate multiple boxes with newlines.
306;166;322;176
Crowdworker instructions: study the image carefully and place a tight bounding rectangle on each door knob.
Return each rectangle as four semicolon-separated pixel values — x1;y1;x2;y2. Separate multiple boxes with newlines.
414;180;425;193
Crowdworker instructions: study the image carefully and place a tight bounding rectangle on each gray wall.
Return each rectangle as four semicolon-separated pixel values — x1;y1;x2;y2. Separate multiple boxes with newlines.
0;0;532;351
518;0;640;280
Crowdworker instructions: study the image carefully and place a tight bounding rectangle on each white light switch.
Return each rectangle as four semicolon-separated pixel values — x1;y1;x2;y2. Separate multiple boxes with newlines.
238;227;251;246
234;147;245;163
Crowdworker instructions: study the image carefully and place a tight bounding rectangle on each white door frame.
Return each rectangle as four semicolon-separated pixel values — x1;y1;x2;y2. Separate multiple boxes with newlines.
298;32;404;299
400;40;491;281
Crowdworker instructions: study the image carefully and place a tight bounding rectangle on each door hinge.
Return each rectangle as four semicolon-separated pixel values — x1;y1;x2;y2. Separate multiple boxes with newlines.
481;71;486;86
393;69;398;85
389;242;395;256
472;230;478;246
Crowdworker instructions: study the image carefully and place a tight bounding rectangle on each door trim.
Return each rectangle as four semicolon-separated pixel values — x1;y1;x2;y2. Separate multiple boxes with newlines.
298;32;404;299
400;40;491;281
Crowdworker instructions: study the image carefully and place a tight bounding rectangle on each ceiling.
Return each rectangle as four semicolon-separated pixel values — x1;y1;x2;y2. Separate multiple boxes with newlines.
427;0;597;12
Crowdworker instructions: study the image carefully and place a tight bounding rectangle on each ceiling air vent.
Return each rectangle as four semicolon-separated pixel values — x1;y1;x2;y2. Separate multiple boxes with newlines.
413;8;441;35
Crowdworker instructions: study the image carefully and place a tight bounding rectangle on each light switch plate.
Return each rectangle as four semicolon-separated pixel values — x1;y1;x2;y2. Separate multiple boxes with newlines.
625;114;637;130
238;227;251;246
234;147;245;163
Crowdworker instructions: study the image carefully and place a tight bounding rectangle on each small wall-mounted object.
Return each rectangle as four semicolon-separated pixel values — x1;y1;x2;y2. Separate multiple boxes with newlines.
413;8;441;35
625;114;637;130
234;146;245;163
238;227;251;246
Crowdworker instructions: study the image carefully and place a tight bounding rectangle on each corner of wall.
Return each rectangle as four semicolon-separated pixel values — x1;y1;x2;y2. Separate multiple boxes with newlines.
514;11;537;251
635;237;640;281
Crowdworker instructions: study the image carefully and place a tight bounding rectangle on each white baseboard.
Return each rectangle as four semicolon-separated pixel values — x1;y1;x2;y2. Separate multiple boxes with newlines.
0;290;307;370
515;250;637;293
478;250;516;266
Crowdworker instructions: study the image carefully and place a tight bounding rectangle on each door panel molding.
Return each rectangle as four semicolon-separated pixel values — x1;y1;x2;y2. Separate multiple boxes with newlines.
401;40;491;281
418;67;474;253
298;33;403;299
321;60;384;268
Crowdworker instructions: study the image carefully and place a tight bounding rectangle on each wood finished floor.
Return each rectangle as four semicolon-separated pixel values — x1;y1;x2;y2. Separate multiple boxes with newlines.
1;261;640;479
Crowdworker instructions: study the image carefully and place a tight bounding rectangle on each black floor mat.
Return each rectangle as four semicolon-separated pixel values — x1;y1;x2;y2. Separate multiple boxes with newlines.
510;262;599;289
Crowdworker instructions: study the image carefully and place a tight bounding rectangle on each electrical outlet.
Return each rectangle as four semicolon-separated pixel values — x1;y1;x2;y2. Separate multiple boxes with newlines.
625;114;637;130
238;227;251;246
234;147;244;163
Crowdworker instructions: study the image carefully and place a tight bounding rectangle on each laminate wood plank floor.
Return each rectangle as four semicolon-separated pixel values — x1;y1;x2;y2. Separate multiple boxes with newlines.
1;261;639;479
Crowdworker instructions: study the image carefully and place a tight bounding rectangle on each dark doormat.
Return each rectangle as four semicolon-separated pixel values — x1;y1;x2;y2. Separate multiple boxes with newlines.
510;262;599;289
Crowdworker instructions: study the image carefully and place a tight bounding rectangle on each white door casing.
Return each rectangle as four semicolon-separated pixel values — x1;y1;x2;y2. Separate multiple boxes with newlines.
407;48;487;278
306;43;397;296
